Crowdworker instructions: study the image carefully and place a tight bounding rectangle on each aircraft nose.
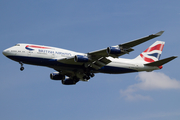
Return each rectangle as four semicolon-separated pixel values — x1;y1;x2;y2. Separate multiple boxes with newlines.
2;49;9;56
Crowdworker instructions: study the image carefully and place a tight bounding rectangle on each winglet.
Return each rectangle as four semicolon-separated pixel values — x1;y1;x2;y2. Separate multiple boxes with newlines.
154;31;164;36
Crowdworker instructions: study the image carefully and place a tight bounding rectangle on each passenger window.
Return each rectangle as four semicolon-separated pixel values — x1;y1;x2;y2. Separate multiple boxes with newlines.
11;50;17;52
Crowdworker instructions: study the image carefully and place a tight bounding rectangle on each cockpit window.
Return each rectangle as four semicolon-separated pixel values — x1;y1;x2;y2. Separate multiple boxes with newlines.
15;44;20;46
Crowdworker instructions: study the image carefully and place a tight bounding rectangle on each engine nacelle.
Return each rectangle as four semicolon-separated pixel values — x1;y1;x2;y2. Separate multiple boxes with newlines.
62;77;79;85
74;55;89;62
107;46;121;55
50;72;65;80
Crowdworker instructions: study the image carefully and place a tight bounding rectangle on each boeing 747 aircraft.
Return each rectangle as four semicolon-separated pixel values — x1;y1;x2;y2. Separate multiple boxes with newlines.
3;31;177;85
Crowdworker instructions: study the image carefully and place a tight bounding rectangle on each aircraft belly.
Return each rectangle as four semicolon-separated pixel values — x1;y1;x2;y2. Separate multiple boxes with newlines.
97;60;138;74
6;55;83;69
98;65;138;74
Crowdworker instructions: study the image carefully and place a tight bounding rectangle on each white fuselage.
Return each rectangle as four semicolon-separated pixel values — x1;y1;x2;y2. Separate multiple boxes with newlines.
3;43;160;74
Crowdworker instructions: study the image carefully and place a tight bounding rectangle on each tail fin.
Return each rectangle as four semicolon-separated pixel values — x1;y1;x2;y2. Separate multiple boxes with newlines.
135;41;165;63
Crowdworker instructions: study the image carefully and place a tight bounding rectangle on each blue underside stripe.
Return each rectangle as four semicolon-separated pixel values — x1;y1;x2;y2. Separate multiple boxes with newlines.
6;55;138;74
7;55;76;67
99;66;137;74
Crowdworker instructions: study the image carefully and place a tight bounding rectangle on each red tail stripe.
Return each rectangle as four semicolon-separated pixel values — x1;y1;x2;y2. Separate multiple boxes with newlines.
140;54;155;63
144;48;148;52
143;44;163;53
160;44;164;51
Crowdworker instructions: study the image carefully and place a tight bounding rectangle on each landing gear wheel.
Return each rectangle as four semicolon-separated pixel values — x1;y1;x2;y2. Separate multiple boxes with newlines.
19;62;24;71
20;67;24;71
90;73;95;77
83;75;90;81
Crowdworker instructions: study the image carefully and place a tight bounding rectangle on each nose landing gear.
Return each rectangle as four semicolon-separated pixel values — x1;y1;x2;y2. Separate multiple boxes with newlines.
19;62;24;71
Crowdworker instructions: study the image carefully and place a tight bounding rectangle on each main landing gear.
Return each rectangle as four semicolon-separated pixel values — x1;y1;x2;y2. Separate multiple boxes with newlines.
19;62;24;71
83;71;95;81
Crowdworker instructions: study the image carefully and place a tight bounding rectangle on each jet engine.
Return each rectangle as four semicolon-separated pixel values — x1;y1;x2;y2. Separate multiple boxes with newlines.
62;77;79;85
107;46;121;55
50;72;65;80
74;55;89;62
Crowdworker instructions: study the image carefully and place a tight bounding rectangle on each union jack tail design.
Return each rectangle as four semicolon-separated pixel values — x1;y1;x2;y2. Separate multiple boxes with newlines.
135;41;165;63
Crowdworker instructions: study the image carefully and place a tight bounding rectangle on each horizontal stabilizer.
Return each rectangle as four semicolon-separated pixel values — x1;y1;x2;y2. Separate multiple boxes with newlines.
145;56;177;66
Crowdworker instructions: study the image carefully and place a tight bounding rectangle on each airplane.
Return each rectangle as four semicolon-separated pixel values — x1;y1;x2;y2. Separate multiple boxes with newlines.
2;31;177;85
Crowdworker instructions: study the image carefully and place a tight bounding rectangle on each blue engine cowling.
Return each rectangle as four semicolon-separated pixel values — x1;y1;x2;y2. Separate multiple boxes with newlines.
74;55;89;62
50;72;65;80
62;77;79;85
107;46;121;54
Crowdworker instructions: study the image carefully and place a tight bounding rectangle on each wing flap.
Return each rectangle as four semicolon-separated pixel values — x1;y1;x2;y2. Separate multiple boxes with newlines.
145;56;177;66
85;57;111;70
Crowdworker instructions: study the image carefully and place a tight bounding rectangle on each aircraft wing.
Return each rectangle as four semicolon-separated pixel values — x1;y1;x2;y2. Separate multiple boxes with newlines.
57;56;111;70
120;31;164;48
57;56;83;65
88;31;164;58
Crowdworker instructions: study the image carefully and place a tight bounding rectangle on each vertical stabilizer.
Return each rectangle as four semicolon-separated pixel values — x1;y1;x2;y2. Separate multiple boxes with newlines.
134;41;165;63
